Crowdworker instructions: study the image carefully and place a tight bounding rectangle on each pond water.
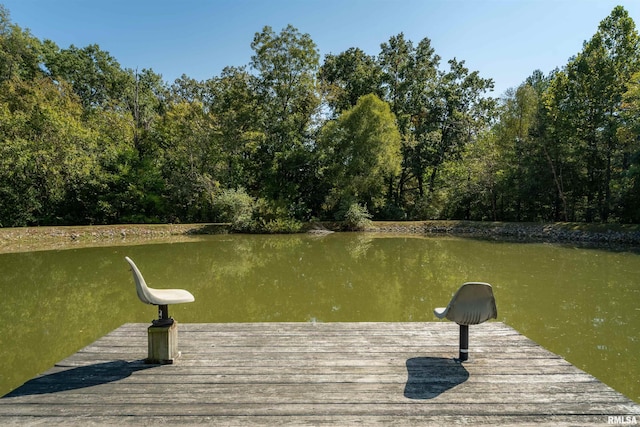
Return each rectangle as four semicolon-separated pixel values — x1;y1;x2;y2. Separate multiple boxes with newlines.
0;233;639;401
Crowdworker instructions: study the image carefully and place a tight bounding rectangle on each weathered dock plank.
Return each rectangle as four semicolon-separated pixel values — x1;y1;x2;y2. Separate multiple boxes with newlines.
1;322;638;426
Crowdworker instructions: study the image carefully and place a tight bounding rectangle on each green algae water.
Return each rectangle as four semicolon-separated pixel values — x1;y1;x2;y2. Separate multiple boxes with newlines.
0;233;639;401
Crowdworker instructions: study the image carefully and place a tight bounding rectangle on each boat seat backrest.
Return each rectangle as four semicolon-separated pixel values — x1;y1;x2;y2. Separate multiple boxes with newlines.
445;282;497;325
125;256;154;305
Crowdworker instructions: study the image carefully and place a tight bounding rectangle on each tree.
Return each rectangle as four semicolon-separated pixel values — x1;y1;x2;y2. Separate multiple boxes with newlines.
418;59;495;199
491;83;541;220
248;25;322;219
0;6;42;82
0;76;100;225
379;34;442;134
378;33;414;127
318;94;401;216
126;68;166;152
206;66;264;192
319;47;383;117
3;4;640;226
560;6;640;221
617;71;640;221
43;42;130;111
154;99;221;222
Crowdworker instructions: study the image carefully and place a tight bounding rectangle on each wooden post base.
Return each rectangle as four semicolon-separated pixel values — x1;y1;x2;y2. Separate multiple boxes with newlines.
147;321;179;364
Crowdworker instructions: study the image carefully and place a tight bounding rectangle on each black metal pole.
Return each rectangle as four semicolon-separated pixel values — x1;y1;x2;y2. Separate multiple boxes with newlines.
459;324;469;362
154;305;173;326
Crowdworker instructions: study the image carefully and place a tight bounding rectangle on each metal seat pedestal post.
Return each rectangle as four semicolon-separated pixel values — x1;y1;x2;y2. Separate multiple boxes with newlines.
458;324;469;362
154;304;174;327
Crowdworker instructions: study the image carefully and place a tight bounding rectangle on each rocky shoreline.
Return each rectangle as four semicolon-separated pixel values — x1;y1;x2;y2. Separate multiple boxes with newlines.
366;221;640;247
1;221;639;253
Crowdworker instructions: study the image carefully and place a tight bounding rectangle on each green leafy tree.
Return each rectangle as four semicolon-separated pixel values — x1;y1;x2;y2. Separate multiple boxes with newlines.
489;83;542;220
378;33;414;127
206;66;264;191
43;42;130;111
127;68;166;152
439;128;500;221
559;6;640;221
379;34;442;214
0;6;42;82
319;47;383;117
617;71;640;221
379;34;441;134
411;58;494;219
319;94;401;216
250;25;321;212
0;76;98;225
154;99;221;222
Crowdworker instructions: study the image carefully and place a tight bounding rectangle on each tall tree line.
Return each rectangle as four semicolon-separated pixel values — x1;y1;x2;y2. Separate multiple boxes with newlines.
1;5;639;228
462;6;640;223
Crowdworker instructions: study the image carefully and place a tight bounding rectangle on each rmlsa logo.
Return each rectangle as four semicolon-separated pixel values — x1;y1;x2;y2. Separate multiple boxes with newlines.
608;416;638;425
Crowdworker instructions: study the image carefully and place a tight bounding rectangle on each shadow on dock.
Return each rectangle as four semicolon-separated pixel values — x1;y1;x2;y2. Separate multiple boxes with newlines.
404;357;469;399
3;360;155;397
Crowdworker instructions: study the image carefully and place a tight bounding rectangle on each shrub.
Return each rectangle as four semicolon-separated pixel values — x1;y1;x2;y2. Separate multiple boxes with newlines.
249;199;303;233
342;202;372;231
212;188;255;231
212;192;304;233
259;217;303;234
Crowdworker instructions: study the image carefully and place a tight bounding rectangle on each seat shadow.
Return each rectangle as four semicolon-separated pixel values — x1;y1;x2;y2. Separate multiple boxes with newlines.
3;360;155;397
404;357;469;400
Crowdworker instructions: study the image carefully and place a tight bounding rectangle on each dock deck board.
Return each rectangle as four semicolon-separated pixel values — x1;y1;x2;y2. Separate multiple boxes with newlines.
1;322;639;425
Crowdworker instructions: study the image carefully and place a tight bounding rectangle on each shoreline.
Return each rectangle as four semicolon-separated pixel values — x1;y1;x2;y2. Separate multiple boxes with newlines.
0;224;229;254
365;220;640;247
1;221;640;253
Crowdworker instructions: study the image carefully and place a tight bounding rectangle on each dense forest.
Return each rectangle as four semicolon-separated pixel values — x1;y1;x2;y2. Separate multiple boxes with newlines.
1;5;640;230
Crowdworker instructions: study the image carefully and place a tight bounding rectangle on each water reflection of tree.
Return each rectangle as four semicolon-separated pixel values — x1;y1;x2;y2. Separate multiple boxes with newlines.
344;234;373;259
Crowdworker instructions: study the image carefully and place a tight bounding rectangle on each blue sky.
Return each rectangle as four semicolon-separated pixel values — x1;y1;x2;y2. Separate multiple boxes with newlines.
2;0;639;97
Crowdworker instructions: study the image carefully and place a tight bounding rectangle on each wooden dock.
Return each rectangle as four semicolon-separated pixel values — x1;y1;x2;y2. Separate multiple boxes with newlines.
1;322;639;425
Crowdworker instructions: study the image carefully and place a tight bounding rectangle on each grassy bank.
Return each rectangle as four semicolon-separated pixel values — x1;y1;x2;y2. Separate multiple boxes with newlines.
1;221;640;254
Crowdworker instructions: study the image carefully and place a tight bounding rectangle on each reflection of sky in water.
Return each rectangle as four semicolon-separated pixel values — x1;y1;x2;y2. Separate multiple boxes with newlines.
1;233;639;402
